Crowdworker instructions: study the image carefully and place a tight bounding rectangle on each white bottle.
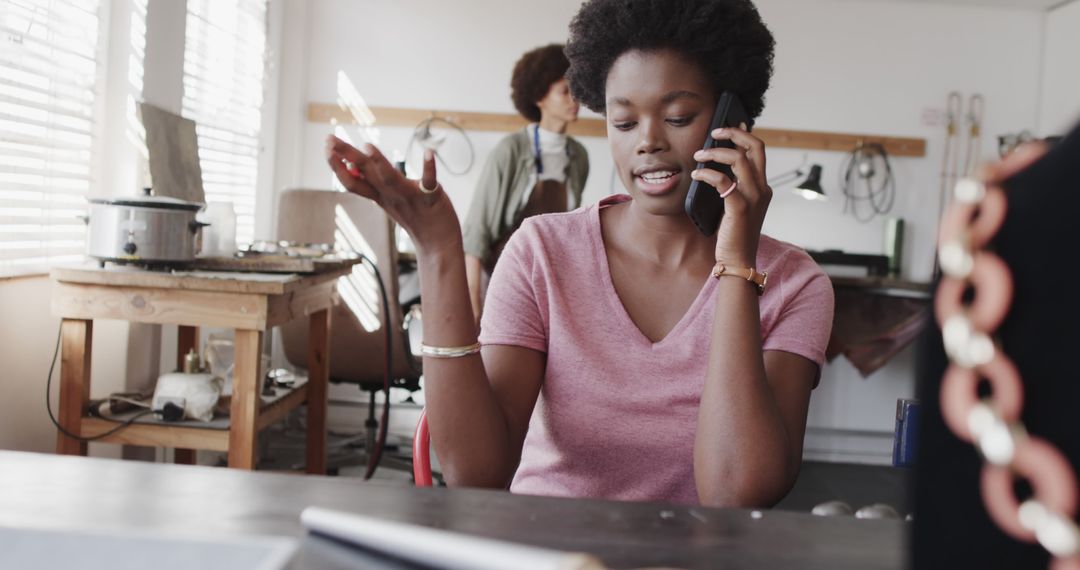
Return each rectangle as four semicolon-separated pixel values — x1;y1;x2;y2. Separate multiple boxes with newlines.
201;202;237;257
151;349;223;422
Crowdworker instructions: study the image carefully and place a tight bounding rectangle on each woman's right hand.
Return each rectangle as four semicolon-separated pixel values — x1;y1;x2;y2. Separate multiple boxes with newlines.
325;135;462;255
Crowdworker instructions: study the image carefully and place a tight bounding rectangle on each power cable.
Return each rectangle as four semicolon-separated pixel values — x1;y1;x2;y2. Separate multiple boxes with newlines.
358;253;392;481
45;326;156;442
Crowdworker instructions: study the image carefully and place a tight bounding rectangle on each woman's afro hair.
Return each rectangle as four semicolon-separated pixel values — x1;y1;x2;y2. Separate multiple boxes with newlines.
565;0;775;120
511;44;571;122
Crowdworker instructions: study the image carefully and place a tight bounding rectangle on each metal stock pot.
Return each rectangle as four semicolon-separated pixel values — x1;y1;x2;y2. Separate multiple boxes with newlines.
85;188;208;265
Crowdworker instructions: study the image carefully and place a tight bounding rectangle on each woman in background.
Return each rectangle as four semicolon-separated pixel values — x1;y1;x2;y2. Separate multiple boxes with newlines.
325;0;833;507
462;44;590;327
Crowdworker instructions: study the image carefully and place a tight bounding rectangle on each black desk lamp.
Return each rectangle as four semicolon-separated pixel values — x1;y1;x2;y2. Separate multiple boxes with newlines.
794;164;828;201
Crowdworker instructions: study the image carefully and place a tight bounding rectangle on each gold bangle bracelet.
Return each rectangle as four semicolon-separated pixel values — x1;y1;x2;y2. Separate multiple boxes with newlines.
419;342;482;358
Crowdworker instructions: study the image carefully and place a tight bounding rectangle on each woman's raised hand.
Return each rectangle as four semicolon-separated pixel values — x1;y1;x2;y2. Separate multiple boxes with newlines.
325;135;463;255
689;125;772;267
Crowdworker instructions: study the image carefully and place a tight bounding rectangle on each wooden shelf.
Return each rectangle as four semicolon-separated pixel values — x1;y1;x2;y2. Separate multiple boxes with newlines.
309;102;926;157
80;418;230;451
77;380;310;451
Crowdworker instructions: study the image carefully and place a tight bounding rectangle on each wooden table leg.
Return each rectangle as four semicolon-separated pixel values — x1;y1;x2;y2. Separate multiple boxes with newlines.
306;309;329;475
56;319;92;456
174;325;200;465
228;329;263;470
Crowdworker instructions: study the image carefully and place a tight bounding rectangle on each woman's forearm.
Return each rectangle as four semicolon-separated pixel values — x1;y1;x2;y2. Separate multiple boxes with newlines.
695;278;796;507
419;242;515;487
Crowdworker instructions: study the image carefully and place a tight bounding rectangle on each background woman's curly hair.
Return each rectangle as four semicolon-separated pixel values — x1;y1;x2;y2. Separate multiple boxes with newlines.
511;44;571;122
565;0;775;121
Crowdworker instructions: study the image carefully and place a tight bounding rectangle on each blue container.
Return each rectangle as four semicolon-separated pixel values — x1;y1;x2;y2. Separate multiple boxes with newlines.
892;398;920;468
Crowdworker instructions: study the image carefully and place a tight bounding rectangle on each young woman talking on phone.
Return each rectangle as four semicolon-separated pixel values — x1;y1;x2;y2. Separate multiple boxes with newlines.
325;0;833;507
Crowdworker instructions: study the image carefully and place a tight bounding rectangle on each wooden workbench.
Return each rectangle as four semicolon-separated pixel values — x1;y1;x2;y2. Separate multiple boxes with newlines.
49;264;355;473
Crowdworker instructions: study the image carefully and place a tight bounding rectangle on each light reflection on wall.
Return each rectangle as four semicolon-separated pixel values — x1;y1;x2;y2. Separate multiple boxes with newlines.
334;204;381;333
335;70;380;145
329;71;382;193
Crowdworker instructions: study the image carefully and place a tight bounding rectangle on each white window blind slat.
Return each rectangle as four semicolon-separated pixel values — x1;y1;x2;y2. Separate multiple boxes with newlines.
0;0;102;276
181;0;268;248
2;5;99;39
0;215;86;226
0;247;83;262
0;132;90;152
0;161;91;178
0;112;93;137
0;77;94;109
0;25;98;61
186;128;260;150
0;96;93;123
0;61;95;101
0;184;91;199
7;0;98;17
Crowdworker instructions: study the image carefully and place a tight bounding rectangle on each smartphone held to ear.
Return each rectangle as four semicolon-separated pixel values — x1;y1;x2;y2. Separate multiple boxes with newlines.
684;92;752;236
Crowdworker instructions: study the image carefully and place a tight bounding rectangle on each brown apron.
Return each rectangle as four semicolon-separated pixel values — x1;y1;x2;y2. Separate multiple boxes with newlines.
485;179;568;273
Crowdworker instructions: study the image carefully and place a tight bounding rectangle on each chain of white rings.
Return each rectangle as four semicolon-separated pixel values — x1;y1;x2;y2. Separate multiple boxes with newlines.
937;177;1080;569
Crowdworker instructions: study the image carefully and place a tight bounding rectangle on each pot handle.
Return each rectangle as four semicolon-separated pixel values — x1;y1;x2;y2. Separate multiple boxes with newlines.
189;220;211;233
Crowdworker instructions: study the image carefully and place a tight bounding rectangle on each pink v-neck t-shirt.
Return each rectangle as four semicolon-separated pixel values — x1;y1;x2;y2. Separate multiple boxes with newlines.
478;195;834;504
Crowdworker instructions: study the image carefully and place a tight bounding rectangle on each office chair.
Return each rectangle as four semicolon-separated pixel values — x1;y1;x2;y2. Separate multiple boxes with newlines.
277;189;422;476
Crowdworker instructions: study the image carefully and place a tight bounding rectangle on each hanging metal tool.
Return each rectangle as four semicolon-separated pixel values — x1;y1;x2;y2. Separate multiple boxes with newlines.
961;93;985;176
938;92;963;222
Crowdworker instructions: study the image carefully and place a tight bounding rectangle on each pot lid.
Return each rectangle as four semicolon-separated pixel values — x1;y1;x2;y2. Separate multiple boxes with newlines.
89;188;204;212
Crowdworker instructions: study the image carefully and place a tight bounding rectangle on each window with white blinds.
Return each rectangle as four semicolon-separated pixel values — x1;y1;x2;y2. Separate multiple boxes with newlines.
181;0;268;247
0;0;101;276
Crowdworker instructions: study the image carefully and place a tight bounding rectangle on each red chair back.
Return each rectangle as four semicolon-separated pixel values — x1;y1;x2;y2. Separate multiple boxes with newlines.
413;408;432;487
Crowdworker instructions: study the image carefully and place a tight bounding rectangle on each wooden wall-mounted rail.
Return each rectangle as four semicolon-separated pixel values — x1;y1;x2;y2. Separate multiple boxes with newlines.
308;103;926;157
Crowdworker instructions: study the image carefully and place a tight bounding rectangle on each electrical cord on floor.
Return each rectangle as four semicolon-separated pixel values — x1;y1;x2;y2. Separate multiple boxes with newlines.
359;254;392;480
45;325;156;442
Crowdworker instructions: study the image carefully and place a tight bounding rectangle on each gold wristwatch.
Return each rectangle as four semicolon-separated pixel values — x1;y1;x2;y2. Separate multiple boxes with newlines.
712;262;768;296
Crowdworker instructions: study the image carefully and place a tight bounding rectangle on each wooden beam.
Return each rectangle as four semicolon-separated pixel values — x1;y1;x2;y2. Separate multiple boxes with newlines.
50;266;351;296
304;309;330;475
174;325;200;465
265;281;338;329
79;418;229;451
756;128;925;158
52;282;268;330
308;102;926;157
228;329;263;469
56;319;92;456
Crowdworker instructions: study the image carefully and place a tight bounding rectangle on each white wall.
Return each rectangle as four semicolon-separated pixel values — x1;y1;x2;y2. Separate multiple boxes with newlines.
288;0;618;221
753;0;1044;461
0;276;131;454
275;0;1050;463
1039;0;1080;135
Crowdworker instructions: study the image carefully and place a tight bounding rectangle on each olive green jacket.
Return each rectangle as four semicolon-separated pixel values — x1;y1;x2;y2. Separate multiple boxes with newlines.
462;127;589;267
